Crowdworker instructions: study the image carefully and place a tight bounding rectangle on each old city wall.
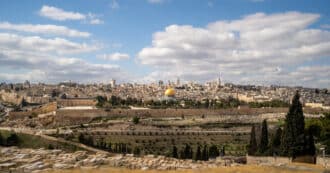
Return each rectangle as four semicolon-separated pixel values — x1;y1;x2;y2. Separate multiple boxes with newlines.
0;90;23;105
56;107;288;117
57;99;97;107
9;102;57;119
52;107;324;127
25;96;50;104
53;108;286;126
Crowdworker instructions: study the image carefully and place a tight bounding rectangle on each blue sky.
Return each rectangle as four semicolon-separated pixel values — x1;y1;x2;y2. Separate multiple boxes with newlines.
0;0;329;88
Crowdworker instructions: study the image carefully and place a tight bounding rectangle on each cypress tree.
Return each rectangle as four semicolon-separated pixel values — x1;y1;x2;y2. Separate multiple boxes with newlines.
87;136;94;146
259;119;269;154
209;145;219;158
281;91;306;157
222;146;225;156
195;145;202;161
172;146;178;158
270;127;282;155
107;142;112;152
202;145;209;161
0;132;4;146
189;147;194;159
6;133;19;146
184;144;193;159
133;147;141;156
180;148;186;159
248;125;258;155
306;128;316;156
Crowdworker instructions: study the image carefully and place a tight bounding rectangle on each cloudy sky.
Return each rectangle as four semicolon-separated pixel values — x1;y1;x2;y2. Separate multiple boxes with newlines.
0;0;329;88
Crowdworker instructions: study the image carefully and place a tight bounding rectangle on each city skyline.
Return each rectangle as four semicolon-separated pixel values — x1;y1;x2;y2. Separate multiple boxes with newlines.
0;0;330;88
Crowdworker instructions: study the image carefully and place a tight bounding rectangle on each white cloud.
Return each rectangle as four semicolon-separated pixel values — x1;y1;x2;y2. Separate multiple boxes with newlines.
0;22;90;38
0;33;100;54
97;53;130;61
0;38;129;83
39;5;104;24
137;12;330;88
89;19;103;25
86;13;104;25
0;70;47;82
39;5;85;21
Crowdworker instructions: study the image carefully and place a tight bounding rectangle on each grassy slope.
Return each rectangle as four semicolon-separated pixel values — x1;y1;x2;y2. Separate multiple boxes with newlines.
0;129;83;152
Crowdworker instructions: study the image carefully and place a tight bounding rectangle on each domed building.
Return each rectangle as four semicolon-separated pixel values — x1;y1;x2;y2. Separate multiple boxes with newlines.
164;88;175;97
160;88;176;101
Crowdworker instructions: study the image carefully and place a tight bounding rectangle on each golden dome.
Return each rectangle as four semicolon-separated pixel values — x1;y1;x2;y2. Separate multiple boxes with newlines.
165;88;175;97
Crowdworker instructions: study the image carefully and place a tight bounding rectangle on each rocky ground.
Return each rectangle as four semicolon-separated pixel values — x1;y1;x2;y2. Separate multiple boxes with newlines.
0;147;241;173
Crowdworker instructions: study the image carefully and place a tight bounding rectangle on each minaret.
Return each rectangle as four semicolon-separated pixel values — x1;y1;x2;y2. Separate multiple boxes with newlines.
217;73;221;87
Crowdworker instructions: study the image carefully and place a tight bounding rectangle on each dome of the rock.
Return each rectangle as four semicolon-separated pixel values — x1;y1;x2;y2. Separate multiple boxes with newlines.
164;88;175;97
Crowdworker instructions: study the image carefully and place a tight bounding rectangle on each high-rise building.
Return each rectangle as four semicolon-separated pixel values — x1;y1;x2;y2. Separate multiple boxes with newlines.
110;79;116;88
217;73;221;87
23;80;31;88
158;80;164;87
176;77;180;86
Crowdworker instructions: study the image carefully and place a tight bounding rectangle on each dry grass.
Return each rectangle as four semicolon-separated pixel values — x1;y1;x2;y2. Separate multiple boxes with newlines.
45;163;326;173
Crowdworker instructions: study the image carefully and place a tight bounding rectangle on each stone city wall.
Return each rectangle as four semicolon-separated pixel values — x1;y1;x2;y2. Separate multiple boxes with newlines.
9;102;57;119
57;99;97;107
0;90;23;105
247;155;329;166
25;96;51;104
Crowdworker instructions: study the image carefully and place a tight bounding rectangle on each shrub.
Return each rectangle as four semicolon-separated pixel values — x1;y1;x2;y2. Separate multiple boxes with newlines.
133;116;140;124
6;133;19;146
133;147;141;156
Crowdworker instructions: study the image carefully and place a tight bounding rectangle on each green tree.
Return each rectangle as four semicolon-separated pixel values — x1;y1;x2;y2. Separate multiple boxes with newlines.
6;133;19;146
48;144;54;149
321;113;330;154
132;116;140;124
209;145;220;158
96;96;107;107
0;132;4;146
305;128;316;156
21;98;28;107
107;142;112;152
184;144;193;159
202;145;209;161
179;148;186;159
172;146;178;158
78;133;85;144
259;119;269;154
248;125;258;155
270;127;282;155
133;146;141;156
86;136;94;146
281;91;306;157
204;99;210;108
194;145;202;161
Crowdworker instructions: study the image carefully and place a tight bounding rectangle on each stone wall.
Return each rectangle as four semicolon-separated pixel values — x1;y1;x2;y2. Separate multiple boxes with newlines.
246;155;291;165
0;90;23;105
52;107;323;126
316;156;330;167
25;96;51;104
247;155;329;166
9;102;57;119
57;99;97;107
